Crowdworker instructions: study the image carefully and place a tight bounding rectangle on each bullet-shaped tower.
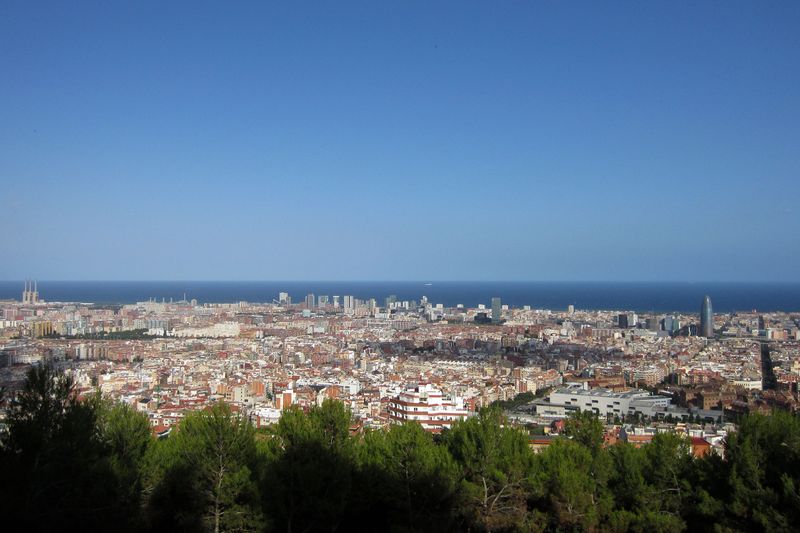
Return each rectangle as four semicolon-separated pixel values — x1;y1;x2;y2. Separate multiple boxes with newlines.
700;295;714;338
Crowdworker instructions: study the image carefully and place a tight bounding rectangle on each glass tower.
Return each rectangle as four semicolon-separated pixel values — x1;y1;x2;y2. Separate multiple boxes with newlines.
700;295;714;338
491;297;502;324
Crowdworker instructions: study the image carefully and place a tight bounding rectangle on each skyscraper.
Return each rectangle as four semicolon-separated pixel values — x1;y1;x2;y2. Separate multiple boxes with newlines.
491;297;502;324
305;293;315;309
700;295;714;338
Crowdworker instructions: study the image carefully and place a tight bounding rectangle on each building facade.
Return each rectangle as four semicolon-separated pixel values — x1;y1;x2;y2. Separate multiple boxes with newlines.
388;383;469;433
542;385;673;418
491;297;502;324
700;295;714;337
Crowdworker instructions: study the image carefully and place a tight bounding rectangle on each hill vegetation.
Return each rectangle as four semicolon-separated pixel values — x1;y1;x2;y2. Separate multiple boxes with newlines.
1;364;799;532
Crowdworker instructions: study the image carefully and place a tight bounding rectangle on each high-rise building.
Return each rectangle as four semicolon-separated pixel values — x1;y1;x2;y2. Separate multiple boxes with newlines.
662;315;680;333
333;295;340;308
305;293;315;309
700;295;714;338
567;304;575;315
491;297;502;324
278;292;290;304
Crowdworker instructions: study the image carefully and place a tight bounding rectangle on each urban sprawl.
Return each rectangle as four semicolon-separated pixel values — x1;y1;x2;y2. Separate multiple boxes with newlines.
3;283;799;456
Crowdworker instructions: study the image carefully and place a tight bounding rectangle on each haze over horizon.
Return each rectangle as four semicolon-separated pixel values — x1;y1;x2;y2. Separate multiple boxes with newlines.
4;279;800;284
2;2;798;282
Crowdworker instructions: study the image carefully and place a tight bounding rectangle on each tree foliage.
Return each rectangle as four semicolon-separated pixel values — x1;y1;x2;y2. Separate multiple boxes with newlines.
444;407;535;531
0;364;150;532
261;400;354;533
147;403;263;533
2;366;800;532
354;421;458;532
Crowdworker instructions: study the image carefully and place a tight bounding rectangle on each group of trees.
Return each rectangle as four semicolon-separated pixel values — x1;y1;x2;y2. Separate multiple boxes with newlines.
1;365;799;532
41;328;159;340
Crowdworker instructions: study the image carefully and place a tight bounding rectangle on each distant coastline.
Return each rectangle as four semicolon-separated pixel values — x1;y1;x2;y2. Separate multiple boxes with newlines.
1;281;798;313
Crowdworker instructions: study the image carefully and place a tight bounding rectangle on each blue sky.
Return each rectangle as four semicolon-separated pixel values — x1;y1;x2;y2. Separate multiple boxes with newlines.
1;1;798;281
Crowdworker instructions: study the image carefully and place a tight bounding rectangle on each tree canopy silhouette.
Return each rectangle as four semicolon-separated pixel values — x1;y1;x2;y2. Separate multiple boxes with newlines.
2;364;800;532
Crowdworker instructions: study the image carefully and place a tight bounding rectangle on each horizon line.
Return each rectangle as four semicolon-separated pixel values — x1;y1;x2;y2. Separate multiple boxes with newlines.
2;279;800;284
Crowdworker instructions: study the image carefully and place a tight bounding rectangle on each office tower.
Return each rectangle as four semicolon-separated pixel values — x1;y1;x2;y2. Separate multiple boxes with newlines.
700;295;714;338
491;297;502;324
278;292;289;304
305;293;315;309
343;295;354;310
663;315;680;333
567;304;575;315
619;313;637;328
385;294;397;310
646;317;659;331
333;295;340;308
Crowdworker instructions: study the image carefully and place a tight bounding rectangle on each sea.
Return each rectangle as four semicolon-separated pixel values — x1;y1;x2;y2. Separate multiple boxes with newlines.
1;281;799;313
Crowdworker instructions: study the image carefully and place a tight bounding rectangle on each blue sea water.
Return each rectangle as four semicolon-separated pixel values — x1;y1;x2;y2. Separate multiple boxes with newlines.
0;281;799;313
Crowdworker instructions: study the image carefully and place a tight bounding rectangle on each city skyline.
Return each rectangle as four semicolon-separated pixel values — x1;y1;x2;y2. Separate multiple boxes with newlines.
3;279;800;313
2;2;799;281
3;3;799;531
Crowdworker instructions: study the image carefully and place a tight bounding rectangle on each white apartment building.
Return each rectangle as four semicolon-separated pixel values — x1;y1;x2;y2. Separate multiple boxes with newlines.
172;322;241;338
388;383;470;433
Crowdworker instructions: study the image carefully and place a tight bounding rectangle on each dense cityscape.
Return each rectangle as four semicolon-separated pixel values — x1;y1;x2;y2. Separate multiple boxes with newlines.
3;282;800;531
3;282;799;446
3;2;799;531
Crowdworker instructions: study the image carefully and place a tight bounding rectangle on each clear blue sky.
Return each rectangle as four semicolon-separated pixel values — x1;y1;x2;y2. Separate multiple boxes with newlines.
1;1;798;281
